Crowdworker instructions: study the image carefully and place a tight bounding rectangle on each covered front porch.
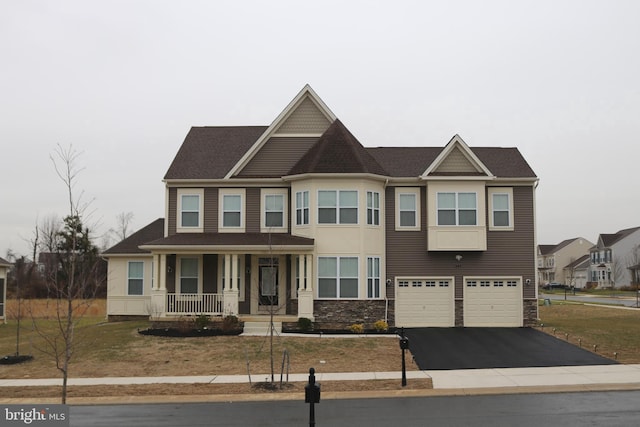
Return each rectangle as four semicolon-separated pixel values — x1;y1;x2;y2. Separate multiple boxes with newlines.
144;242;315;320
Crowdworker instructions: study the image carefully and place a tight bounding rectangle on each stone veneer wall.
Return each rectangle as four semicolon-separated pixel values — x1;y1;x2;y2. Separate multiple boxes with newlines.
313;300;388;330
523;299;538;327
455;300;464;326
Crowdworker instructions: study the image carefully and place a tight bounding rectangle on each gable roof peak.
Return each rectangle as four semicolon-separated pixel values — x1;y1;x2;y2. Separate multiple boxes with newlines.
421;134;494;179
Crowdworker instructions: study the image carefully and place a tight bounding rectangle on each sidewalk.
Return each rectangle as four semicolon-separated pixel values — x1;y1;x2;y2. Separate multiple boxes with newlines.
3;364;640;391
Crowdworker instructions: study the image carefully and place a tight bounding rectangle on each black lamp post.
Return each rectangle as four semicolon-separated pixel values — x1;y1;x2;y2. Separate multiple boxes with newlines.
399;327;410;387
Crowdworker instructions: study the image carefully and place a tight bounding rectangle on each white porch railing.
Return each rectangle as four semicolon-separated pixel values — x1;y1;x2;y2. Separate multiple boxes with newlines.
166;293;224;315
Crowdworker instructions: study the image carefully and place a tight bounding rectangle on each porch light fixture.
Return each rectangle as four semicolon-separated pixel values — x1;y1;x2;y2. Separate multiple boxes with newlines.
455;254;463;262
167;266;173;273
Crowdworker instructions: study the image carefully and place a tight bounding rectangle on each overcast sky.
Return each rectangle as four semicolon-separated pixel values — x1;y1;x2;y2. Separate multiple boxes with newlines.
1;0;639;258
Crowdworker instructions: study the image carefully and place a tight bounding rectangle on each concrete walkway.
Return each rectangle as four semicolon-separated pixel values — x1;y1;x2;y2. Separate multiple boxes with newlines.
3;364;640;391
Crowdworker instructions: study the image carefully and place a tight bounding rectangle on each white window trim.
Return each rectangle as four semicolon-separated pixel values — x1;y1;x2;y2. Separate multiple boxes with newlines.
317;190;359;225
395;187;421;231
367;256;381;299
317;256;359;299
127;261;145;296
218;188;246;233
177;188;204;233
436;191;478;226
295;190;310;226
488;187;514;231
366;191;381;226
261;189;288;233
177;256;202;294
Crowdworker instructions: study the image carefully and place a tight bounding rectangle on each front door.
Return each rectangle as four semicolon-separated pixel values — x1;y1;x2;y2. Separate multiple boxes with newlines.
259;258;278;308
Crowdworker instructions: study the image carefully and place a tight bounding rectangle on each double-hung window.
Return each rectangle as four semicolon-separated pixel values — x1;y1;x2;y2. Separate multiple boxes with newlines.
318;190;358;224
367;191;380;225
399;194;416;227
265;194;284;227
367;257;380;298
296;191;309;225
179;257;199;294
177;188;204;231
223;195;242;227
488;188;514;230
127;261;144;295
437;192;477;225
318;257;358;298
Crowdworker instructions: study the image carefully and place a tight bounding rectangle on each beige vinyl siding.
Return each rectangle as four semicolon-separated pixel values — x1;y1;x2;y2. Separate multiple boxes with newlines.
204;187;218;233
275;97;332;134
434;147;481;174
238;137;319;177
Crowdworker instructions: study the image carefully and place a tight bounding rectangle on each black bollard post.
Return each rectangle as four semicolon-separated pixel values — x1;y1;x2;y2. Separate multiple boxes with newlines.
399;327;409;387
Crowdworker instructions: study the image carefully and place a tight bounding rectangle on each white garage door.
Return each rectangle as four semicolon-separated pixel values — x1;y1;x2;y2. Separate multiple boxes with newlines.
395;278;454;327
464;279;522;327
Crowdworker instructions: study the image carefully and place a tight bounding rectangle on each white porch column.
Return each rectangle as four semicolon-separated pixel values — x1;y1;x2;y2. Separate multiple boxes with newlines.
297;254;314;320
150;254;167;318
223;254;239;316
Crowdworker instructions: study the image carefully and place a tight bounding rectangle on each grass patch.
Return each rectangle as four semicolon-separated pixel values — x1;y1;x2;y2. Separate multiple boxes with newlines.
539;302;640;363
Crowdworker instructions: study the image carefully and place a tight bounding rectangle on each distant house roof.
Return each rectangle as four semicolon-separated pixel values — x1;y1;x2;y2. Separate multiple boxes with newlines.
564;254;590;270
0;256;11;267
538;238;580;256
163;120;537;181
599;226;640;247
102;219;165;255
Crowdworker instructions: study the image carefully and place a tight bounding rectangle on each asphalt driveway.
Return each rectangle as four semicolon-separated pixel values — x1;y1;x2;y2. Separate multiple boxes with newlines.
404;327;617;370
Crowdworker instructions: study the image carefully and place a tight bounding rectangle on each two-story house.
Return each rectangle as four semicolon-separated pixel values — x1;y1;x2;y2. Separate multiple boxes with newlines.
103;85;539;328
589;226;640;288
537;237;593;287
0;256;10;323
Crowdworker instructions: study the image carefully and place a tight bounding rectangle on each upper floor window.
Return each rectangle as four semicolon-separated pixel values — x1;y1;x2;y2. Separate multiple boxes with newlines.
488;188;514;230
367;191;380;226
318;256;358;298
177;188;204;232
437;192;477;226
127;261;144;295
296;191;309;225
318;190;358;224
265;194;284;227
395;188;421;231
219;188;246;232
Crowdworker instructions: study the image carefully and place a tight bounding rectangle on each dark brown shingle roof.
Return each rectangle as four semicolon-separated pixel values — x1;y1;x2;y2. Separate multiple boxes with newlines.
143;232;314;248
0;256;11;267
164;126;268;180
600;226;640;247
103;219;165;255
289;120;388;175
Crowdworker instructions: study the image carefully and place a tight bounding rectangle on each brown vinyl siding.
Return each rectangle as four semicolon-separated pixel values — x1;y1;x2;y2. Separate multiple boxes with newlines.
246;188;260;233
204;187;218;233
385;185;536;300
203;254;217;293
237;137;319;177
168;188;177;236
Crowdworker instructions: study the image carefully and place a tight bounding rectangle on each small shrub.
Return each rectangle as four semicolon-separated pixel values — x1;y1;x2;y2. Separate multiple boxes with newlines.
373;320;389;332
297;317;313;332
176;316;192;334
348;323;365;334
222;314;240;332
194;314;210;330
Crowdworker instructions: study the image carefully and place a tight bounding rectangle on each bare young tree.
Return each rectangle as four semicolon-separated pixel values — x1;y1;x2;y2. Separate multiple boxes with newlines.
112;211;134;241
29;144;104;404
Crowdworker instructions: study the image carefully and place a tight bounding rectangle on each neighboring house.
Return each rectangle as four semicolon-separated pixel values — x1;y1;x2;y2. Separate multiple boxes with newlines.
103;85;539;328
589;226;640;288
537;237;594;286
563;255;590;289
0;256;10;322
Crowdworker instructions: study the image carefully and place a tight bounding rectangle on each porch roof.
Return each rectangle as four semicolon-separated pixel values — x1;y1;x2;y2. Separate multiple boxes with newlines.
140;232;315;253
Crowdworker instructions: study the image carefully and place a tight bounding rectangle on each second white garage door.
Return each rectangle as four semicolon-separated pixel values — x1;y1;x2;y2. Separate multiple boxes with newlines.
464;278;523;327
395;278;455;327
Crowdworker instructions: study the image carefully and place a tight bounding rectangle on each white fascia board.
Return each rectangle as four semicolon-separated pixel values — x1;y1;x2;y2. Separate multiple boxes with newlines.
164;178;287;187
421;134;495;178
139;245;314;254
224;85;338;179
283;172;388;182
